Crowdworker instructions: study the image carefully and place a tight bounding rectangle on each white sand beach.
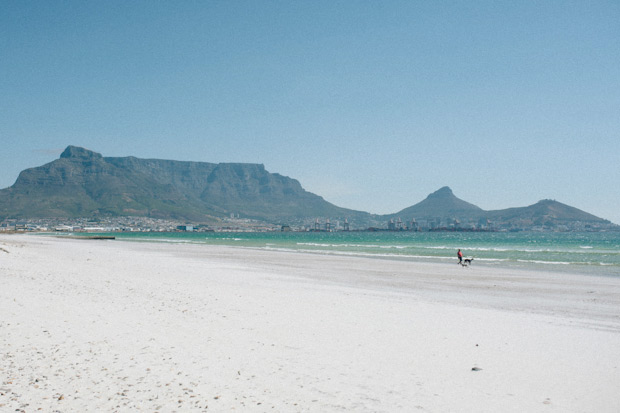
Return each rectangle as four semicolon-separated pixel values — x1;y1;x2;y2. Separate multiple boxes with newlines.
1;234;619;412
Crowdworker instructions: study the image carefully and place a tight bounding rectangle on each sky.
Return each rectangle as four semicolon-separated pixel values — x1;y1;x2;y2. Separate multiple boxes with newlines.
1;1;620;223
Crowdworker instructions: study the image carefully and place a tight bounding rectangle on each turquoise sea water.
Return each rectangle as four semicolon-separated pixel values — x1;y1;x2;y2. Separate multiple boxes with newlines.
109;231;620;277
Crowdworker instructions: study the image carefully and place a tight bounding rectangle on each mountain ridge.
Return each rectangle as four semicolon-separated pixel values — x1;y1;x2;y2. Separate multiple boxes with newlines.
0;146;615;230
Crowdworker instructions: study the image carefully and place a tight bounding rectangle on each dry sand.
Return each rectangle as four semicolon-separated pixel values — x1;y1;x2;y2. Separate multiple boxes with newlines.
1;234;619;412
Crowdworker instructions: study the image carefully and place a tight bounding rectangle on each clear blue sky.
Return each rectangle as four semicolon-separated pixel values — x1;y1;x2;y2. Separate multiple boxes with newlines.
2;1;619;223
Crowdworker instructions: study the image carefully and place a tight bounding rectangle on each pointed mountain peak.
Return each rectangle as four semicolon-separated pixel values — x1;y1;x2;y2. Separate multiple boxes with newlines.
536;199;559;205
427;186;454;199
388;186;483;219
60;146;103;160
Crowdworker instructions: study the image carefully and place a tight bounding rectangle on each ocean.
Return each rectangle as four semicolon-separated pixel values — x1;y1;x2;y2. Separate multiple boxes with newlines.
108;230;620;277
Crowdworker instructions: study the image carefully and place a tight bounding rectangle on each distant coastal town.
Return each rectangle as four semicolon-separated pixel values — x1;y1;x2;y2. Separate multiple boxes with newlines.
1;215;616;234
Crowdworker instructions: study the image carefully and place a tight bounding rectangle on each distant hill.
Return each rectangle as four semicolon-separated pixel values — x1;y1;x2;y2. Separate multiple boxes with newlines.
485;199;609;229
0;146;368;223
386;187;612;230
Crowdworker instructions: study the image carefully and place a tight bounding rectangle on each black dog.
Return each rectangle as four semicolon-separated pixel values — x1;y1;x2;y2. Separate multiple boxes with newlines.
461;258;474;266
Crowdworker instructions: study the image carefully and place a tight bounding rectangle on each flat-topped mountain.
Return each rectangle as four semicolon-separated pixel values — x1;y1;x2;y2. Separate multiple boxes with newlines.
0;146;367;223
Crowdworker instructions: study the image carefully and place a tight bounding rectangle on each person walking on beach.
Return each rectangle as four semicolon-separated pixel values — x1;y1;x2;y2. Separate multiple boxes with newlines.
457;249;463;265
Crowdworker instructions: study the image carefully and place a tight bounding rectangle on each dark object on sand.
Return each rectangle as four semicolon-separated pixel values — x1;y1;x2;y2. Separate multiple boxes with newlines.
461;258;474;267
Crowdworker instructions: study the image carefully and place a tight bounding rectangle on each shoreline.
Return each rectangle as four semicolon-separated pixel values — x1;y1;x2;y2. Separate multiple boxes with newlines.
48;230;620;278
1;234;619;411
